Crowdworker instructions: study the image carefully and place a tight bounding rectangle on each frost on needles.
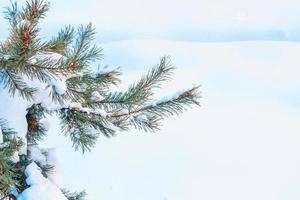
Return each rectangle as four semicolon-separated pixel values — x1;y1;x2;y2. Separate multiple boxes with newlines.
0;0;200;200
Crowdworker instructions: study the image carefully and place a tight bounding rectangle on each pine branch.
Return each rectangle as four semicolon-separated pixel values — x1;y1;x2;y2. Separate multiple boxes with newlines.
6;0;50;58
66;69;121;103
62;189;87;200
109;87;199;118
0;70;36;100
3;2;18;26
40;164;54;178
22;0;50;23
0;120;22;197
58;107;116;153
69;23;102;71
26;104;48;145
0;0;201;197
47;25;75;55
31;64;68;71
91;57;175;109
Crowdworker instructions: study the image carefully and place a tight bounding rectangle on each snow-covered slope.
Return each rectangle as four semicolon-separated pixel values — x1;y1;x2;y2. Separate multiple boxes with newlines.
1;40;300;200
38;40;300;200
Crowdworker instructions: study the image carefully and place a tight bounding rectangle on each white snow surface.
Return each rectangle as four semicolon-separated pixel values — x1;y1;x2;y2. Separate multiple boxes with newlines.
28;145;63;187
0;88;29;156
44;148;63;187
17;162;67;200
47;77;67;95
48;40;299;200
1;39;300;200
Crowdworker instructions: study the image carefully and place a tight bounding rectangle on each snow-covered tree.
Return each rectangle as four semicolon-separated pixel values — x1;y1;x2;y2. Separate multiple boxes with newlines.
0;1;200;199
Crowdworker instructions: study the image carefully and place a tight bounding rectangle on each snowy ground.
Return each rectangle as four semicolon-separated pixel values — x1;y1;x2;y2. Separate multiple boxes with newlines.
6;39;300;200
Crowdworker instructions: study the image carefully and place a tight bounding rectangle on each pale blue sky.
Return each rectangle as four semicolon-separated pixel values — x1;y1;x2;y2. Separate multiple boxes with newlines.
1;0;300;42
